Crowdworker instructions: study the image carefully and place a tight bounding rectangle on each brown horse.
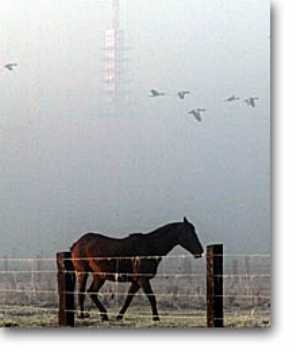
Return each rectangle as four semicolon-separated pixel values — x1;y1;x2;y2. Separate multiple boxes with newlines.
70;217;204;321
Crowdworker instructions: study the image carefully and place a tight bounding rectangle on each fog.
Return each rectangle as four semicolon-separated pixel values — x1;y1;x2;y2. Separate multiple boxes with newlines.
0;0;270;256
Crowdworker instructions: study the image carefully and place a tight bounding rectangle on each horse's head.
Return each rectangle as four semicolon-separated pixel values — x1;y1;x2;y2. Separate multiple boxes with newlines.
178;217;204;258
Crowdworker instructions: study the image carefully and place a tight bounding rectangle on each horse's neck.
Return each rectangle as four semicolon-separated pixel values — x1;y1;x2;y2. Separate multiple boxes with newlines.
147;224;180;256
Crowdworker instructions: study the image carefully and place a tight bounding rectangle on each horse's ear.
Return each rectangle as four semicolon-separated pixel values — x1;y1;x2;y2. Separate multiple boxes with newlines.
183;217;189;224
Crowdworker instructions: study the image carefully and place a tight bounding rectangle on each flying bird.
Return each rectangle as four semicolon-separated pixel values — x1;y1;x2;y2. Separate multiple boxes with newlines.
244;97;259;108
149;89;165;97
4;63;18;71
188;108;206;122
225;95;240;102
177;91;190;100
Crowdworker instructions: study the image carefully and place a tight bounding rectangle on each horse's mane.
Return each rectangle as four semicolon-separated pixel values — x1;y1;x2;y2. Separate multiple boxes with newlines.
127;223;180;241
144;222;180;238
128;232;144;238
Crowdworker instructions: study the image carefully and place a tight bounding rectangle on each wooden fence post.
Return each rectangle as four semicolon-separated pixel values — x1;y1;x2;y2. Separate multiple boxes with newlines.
207;244;224;327
56;252;76;327
4;256;8;272
36;254;42;284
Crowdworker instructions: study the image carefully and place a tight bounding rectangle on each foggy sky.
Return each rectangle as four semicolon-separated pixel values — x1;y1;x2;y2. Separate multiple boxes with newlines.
0;0;270;256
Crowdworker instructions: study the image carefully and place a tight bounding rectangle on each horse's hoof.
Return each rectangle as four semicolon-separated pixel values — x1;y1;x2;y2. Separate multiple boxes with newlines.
101;314;109;322
78;313;90;319
153;316;160;321
116;314;123;321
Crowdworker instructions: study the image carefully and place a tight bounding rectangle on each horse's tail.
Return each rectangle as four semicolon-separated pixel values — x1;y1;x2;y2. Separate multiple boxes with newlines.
70;238;89;300
70;240;78;252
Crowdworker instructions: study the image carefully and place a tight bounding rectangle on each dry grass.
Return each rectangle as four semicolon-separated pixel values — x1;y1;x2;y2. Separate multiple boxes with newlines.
0;305;271;329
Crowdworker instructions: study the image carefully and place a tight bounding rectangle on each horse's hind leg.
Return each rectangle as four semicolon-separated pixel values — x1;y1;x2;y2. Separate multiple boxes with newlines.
77;272;89;319
88;276;108;321
116;281;140;321
140;279;160;321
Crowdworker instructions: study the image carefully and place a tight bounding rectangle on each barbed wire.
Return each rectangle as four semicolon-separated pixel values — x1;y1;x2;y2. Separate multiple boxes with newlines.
0;288;271;298
0;270;271;278
0;253;272;262
0;305;271;320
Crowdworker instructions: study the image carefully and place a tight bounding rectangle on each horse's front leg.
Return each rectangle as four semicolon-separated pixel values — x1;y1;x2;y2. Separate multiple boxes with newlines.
139;279;160;321
116;281;140;321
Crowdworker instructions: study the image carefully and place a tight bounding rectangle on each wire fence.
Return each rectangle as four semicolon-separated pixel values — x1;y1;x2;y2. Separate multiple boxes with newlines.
0;253;271;261
0;253;271;327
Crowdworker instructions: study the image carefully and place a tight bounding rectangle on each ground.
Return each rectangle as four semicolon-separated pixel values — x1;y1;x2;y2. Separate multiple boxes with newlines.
0;305;270;328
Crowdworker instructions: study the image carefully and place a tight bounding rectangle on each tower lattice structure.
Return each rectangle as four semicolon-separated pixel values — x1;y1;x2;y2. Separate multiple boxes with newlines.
103;0;129;117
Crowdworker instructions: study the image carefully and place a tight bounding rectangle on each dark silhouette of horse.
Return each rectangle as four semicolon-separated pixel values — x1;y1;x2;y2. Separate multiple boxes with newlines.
70;217;204;321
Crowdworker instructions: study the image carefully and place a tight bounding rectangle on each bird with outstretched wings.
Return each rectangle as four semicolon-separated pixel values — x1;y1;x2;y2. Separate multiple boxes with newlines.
244;97;259;108
149;89;165;97
177;91;190;100
4;63;18;71
188;108;206;122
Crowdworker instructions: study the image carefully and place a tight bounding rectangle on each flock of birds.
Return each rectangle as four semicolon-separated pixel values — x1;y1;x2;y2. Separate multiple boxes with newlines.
2;63;259;124
149;89;259;122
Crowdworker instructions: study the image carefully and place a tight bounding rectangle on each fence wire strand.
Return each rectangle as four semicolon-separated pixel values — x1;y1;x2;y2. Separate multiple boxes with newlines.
0;254;271;262
0;305;271;320
0;288;271;298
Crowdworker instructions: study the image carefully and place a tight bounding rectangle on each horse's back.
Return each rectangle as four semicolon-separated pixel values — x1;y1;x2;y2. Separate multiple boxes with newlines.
70;232;161;280
71;232;134;273
71;232;119;257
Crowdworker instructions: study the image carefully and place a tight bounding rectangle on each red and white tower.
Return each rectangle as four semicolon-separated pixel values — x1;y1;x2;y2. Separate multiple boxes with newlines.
103;0;129;117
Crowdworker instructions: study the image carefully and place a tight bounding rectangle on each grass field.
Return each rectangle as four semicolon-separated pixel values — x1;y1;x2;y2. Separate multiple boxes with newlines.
0;305;271;328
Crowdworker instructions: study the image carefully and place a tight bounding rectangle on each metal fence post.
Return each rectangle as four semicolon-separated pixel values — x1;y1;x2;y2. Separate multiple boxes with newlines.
56;252;76;327
207;244;224;327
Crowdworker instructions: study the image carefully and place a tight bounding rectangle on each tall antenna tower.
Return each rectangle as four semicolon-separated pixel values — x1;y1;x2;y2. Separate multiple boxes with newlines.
103;0;129;117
